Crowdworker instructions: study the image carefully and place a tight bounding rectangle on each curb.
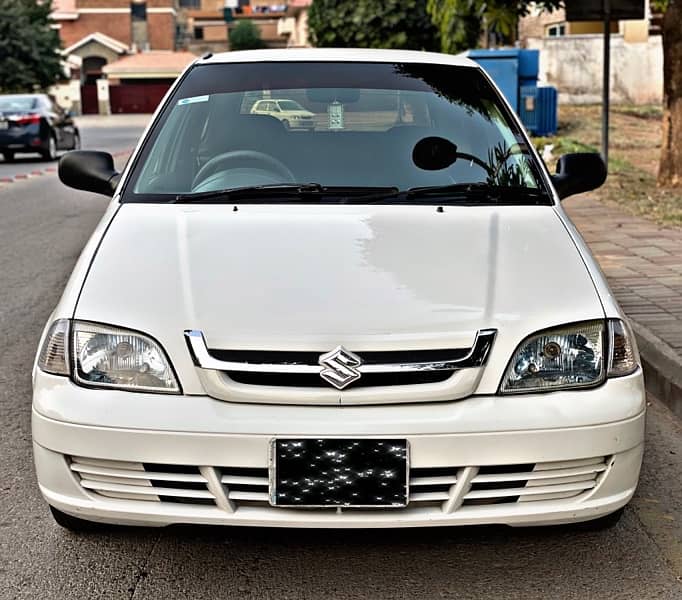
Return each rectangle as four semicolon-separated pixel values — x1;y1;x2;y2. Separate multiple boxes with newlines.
631;321;682;420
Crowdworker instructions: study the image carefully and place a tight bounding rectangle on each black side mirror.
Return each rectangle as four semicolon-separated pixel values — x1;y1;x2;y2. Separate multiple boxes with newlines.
58;150;121;197
551;153;607;200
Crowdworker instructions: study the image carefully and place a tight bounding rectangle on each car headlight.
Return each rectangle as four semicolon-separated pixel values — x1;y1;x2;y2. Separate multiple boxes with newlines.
37;320;180;393
500;319;638;394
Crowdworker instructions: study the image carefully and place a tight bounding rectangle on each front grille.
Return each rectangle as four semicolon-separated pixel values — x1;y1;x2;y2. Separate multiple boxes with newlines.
225;370;452;388
185;329;497;394
70;455;610;514
208;348;470;365
214;347;466;389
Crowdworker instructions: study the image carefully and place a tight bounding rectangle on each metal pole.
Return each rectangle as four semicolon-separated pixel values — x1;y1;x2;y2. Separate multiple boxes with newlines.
602;0;611;169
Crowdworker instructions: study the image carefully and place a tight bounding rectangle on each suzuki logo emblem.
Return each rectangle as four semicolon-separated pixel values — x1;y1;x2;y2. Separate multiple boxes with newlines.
318;346;362;390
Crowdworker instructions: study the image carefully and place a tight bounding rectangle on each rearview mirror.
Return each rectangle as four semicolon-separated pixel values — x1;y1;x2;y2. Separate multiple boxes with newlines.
58;151;121;197
413;136;459;171
551;153;607;200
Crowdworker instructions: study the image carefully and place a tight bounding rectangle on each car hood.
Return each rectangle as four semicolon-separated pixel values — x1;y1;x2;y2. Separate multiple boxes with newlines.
75;203;604;392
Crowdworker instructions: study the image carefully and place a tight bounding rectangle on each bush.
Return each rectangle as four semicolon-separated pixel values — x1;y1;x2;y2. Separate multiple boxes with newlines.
229;20;266;51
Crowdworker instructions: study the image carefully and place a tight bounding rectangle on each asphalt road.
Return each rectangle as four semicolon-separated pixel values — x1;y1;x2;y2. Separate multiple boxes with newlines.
1;119;681;600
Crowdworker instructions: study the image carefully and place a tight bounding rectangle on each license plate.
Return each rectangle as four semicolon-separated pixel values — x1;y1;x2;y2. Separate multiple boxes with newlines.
271;438;409;507
0;121;8;130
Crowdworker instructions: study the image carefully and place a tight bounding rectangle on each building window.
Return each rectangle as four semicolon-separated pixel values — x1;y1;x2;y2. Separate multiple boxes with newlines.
194;26;204;40
546;23;566;37
179;0;201;7
131;2;146;21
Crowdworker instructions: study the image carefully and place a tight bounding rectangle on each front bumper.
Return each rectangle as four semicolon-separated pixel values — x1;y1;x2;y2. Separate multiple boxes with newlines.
32;372;646;528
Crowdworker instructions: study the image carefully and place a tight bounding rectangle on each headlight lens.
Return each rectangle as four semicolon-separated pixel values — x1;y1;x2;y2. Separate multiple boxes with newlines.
500;321;605;394
72;321;180;393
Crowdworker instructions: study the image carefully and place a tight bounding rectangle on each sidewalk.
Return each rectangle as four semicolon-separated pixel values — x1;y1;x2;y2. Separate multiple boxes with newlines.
565;195;682;417
73;114;153;128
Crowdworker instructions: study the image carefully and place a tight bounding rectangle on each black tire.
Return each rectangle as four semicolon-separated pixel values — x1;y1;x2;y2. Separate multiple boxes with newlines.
573;507;625;531
72;132;81;151
2;151;14;162
282;119;290;130
41;135;57;161
49;505;104;532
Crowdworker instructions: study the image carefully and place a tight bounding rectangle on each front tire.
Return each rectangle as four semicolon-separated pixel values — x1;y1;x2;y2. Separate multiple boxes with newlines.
71;132;81;151
41;136;57;161
2;151;14;162
282;119;290;130
49;505;104;533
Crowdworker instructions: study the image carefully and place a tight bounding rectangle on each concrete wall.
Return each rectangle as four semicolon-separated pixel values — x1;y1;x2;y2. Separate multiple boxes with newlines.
527;34;663;105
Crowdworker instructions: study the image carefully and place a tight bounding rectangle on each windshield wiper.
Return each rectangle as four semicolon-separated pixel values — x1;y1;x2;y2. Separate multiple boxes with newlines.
173;184;400;204
402;182;552;205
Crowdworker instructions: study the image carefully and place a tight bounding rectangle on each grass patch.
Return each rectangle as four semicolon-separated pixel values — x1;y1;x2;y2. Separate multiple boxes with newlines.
533;136;597;156
612;105;663;120
531;105;681;228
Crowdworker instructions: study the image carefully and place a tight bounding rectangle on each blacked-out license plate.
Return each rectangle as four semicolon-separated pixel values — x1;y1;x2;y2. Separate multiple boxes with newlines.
271;438;409;508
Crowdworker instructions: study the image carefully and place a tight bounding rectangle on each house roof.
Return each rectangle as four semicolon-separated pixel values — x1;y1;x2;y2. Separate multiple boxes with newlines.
62;32;130;56
103;51;197;79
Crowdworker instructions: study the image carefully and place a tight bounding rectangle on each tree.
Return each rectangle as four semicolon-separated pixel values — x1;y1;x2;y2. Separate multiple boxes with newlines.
657;0;681;187
229;20;266;51
427;0;561;53
0;0;62;93
308;0;440;51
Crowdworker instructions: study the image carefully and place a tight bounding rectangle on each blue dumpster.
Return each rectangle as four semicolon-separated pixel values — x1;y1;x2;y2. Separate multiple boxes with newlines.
466;48;558;136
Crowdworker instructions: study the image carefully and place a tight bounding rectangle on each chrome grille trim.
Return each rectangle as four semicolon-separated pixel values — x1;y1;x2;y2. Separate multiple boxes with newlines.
184;329;497;374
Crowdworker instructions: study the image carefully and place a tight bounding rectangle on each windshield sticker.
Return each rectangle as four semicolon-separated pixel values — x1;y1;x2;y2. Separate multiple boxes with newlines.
328;101;344;130
177;95;209;106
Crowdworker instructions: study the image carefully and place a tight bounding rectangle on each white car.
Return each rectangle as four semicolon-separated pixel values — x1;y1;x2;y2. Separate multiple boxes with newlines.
250;98;316;129
34;49;644;532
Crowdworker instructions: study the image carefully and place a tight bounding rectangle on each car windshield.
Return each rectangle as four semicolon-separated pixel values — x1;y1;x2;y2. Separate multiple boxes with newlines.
127;62;546;202
0;96;38;112
277;100;306;111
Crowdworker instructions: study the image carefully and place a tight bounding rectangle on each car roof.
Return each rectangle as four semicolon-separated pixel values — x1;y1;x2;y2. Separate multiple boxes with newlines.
0;93;44;98
199;48;477;69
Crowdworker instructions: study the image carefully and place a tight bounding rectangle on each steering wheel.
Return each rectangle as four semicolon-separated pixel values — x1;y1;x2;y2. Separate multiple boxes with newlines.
192;150;295;191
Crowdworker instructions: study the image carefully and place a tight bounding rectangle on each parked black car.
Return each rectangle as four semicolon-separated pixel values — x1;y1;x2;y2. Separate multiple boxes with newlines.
0;94;80;162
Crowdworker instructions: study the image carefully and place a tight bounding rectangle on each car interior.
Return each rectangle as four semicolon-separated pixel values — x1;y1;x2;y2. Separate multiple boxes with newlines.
134;88;537;196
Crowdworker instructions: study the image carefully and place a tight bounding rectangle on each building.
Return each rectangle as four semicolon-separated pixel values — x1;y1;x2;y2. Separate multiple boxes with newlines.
176;0;311;55
518;1;664;105
49;0;311;114
51;0;195;114
518;4;652;44
103;51;197;113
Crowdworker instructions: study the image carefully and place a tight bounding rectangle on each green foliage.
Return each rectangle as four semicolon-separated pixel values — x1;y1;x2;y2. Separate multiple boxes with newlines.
427;0;561;53
229;19;266;51
650;0;670;13
308;0;440;51
0;0;62;93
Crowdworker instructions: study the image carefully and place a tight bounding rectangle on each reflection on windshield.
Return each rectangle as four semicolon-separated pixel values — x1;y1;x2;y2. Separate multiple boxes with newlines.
130;62;544;201
0;96;37;112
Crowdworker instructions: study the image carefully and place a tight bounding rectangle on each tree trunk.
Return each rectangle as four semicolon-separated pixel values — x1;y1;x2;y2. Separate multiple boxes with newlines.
658;0;682;187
